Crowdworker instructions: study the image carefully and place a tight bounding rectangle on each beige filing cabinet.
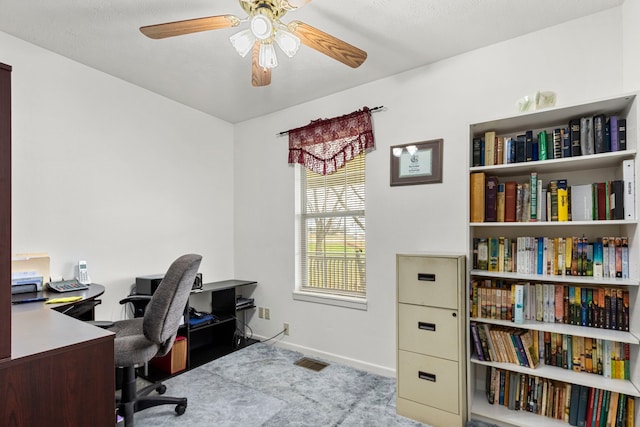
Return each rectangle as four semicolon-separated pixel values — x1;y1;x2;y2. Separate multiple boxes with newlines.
396;253;467;426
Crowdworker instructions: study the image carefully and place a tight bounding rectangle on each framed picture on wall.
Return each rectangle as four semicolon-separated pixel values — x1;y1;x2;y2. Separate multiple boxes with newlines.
390;139;443;186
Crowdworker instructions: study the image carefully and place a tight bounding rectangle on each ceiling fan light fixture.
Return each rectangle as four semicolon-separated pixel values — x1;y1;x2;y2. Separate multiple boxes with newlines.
259;42;278;69
274;28;300;58
229;29;256;57
250;14;273;40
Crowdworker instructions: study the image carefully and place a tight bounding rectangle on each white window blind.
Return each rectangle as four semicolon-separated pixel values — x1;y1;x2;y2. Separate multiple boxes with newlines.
300;153;366;297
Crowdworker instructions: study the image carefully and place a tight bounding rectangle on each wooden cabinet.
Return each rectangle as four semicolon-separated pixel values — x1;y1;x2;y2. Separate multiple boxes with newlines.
467;93;639;426
396;253;467;426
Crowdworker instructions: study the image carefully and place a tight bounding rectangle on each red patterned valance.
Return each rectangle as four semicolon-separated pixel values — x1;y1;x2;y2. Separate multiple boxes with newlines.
288;107;375;175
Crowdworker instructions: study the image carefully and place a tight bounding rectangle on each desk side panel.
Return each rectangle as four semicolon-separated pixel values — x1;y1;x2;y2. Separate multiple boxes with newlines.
0;63;11;362
0;336;114;426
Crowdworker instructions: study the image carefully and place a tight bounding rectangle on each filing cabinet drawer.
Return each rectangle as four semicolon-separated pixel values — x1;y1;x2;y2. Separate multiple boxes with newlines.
398;304;460;361
397;350;460;415
397;255;460;309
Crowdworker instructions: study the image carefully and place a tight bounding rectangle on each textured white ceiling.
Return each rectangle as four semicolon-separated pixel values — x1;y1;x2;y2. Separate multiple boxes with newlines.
0;0;624;123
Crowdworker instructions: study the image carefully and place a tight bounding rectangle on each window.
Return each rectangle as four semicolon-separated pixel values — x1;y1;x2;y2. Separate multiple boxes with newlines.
299;153;366;297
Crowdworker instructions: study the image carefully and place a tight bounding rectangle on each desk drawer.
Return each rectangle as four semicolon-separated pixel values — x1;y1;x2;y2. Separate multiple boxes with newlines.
397;255;461;309
397;350;459;415
398;304;459;361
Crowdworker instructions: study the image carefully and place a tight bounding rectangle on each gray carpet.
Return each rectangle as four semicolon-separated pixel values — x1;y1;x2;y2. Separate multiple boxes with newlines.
132;343;497;427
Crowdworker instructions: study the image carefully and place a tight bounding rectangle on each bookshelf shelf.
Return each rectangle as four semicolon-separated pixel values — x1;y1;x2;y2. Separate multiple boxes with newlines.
471;390;571;427
467;93;639;426
470;149;636;177
469;270;640;286
470;219;638;227
471;356;640;397
470;317;639;344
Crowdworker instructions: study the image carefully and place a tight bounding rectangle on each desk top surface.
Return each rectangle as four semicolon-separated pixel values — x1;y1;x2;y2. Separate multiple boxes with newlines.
11;283;113;361
192;279;257;294
11;282;105;304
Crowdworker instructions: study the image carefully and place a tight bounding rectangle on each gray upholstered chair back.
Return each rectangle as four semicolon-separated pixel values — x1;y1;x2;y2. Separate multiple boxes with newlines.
143;254;202;354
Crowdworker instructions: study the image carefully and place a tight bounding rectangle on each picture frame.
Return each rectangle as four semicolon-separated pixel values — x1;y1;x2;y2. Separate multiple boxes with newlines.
390;138;443;186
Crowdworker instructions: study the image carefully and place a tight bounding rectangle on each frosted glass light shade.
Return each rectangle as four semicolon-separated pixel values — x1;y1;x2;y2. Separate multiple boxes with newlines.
250;14;273;40
259;42;278;68
230;29;255;57
274;29;300;57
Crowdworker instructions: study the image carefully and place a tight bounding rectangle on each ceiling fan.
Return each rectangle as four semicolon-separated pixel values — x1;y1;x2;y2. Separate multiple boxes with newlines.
140;0;367;87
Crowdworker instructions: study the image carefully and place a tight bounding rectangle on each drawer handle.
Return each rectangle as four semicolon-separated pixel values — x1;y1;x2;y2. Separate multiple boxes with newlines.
417;273;436;281
418;322;436;331
418;371;436;382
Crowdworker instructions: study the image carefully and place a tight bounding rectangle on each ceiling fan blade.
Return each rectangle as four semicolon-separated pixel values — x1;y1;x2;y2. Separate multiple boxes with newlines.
252;42;272;87
140;15;240;39
288;21;367;68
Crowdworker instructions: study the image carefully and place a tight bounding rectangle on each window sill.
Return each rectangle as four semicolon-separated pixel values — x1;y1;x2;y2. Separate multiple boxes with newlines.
292;290;368;310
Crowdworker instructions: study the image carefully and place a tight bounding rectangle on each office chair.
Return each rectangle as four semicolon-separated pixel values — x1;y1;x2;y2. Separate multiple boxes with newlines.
108;253;202;427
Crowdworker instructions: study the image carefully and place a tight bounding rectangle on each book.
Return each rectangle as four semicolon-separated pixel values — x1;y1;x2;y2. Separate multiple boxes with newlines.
609;116;619;152
538;130;548;160
504;181;517;222
548;180;559;221
470;172;485;222
496;183;505;222
593;114;607;153
571;184;593;221
496;136;504;165
558;179;569;221
470;322;485;361
623;159;635;220
576;385;589;427
485;175;499;222
515;134;526;163
580;117;594;155
484;131;496;166
472;137;483;166
514;284;524;324
477;238;488;270
618;118;627;150
569;118;582;156
525;130;534;162
553;128;563;159
568;383;580;425
530;172;538;221
562;127;571;158
610;179;624;220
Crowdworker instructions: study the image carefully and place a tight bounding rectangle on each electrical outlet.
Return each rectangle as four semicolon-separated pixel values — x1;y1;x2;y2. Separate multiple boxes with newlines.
264;307;270;320
283;323;289;336
258;307;264;319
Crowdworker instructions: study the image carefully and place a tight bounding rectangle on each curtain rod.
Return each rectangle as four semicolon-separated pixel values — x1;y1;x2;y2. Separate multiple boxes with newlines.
276;105;385;136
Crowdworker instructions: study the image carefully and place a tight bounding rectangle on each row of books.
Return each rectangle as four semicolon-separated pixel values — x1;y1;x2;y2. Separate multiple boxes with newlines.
472;235;630;279
471;323;631;379
470;280;630;331
470;166;635;223
485;367;635;426
472;114;627;167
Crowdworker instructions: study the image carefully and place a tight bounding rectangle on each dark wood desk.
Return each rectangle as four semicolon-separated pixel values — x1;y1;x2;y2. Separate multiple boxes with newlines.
1;284;115;427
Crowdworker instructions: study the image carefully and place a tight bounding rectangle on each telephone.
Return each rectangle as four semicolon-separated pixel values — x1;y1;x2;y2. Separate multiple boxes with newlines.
77;260;91;285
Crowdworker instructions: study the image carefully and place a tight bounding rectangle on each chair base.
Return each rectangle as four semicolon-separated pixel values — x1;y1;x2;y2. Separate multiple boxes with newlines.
118;365;187;427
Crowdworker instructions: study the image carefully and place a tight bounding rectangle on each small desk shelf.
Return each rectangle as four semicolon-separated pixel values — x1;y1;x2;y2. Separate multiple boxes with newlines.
140;279;258;382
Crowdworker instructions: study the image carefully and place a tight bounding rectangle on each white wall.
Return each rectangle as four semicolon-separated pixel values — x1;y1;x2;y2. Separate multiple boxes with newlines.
1;31;236;320
623;0;640;91
234;8;625;375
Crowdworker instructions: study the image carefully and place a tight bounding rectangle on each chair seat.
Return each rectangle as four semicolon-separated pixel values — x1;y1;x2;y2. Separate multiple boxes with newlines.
110;318;161;367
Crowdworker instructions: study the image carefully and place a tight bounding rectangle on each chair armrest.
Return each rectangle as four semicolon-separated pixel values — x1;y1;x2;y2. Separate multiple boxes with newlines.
119;295;152;305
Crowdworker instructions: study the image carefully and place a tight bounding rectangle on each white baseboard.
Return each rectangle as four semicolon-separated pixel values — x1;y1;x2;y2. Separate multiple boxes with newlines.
252;335;396;378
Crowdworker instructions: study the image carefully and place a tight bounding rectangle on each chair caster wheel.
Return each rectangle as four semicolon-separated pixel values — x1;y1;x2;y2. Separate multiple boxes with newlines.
175;403;187;416
156;384;167;395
